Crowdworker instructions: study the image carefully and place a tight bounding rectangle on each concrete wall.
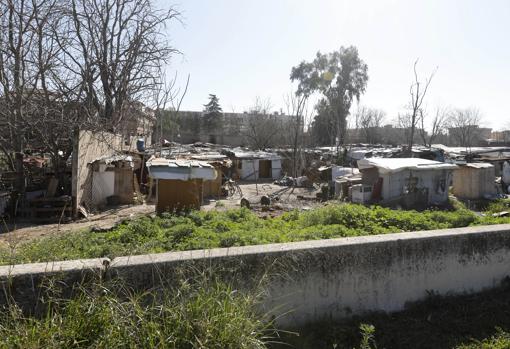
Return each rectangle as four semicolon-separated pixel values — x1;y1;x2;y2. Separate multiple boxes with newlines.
381;169;451;205
71;130;124;214
2;224;510;328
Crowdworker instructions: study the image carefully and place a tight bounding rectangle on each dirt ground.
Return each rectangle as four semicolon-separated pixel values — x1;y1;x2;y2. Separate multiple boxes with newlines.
202;181;325;216
0;181;326;245
0;204;155;245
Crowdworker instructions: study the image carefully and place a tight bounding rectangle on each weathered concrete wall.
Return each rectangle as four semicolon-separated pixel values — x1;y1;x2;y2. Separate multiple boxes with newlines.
2;224;510;327
71;130;124;214
0;258;108;314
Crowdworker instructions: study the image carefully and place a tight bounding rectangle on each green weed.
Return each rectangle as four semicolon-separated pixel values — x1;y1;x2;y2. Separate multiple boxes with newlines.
1;204;509;265
0;275;274;348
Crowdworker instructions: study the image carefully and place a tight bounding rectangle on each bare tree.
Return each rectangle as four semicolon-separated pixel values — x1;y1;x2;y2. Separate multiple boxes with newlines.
284;92;309;177
243;97;282;150
448;108;484;149
56;0;180;130
0;0;182;209
406;59;436;154
418;106;450;147
355;106;385;144
0;0;62;195
154;72;189;154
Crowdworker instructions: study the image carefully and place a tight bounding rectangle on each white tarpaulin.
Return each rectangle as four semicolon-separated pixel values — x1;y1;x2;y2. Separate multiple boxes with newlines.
357;158;457;174
332;166;360;180
146;158;217;180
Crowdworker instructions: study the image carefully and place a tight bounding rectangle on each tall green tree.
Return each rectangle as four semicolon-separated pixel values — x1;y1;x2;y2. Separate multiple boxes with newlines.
310;99;335;146
291;46;368;147
203;94;223;132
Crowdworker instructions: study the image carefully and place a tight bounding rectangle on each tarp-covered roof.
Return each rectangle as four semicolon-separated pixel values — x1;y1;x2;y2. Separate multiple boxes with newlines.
225;148;281;160
432;144;510;156
461;162;494;169
90;154;133;165
146;157;217;180
358;158;457;174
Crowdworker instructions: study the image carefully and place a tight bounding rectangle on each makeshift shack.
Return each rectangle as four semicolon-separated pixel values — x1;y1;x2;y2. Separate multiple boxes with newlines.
146;158;217;213
88;154;135;208
452;163;497;200
223;149;282;181
190;154;232;198
319;166;360;182
357;158;457;208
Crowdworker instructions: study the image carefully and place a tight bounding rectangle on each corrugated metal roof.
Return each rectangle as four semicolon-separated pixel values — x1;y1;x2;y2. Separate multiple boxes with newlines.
147;157;213;169
358;158;457;174
190;154;227;160
462;162;494;169
89;154;133;165
432;145;510;155
146;157;217;180
229;148;281;160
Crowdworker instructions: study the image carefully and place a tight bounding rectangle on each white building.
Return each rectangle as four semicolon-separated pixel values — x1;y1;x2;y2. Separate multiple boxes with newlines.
357;158;457;207
226;149;282;181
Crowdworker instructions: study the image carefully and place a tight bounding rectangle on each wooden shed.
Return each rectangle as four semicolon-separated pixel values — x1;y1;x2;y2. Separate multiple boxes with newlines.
146;158;217;214
452;163;496;200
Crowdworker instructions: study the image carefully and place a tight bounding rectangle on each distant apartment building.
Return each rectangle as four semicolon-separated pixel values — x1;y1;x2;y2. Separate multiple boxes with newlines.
162;110;295;147
448;126;492;147
346;124;432;146
490;130;510;145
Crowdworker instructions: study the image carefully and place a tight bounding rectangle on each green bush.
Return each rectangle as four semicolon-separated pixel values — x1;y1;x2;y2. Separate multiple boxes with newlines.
2;204;510;265
456;330;510;349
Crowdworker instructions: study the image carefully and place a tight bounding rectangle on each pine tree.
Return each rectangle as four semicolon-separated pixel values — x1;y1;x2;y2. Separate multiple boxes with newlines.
203;94;222;115
203;94;223;134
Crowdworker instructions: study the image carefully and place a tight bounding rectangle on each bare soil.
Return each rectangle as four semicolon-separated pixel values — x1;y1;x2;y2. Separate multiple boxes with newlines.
0;204;155;245
202;181;325;216
0;181;326;245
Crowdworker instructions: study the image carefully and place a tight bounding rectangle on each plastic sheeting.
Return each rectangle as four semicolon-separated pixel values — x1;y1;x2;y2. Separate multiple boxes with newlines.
358;158;457;174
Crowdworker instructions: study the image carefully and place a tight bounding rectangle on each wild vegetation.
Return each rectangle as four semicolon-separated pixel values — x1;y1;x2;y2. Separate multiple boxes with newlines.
1;262;510;348
0;272;274;349
2;202;509;265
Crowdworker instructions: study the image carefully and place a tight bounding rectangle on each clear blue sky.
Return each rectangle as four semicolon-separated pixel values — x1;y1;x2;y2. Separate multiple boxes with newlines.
161;0;510;129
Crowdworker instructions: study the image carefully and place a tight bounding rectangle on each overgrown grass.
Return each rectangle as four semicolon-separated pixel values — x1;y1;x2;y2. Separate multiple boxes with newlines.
484;198;510;215
457;330;510;349
0;274;275;349
2;202;510;265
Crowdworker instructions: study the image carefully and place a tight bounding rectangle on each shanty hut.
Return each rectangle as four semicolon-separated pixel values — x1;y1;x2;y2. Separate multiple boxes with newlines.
357;158;457;208
146;158;217;213
452;163;497;200
88;154;136;208
190;154;232;198
223;148;282;181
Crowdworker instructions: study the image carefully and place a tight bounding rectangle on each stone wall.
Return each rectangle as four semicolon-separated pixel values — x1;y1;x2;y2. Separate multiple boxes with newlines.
2;224;510;327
